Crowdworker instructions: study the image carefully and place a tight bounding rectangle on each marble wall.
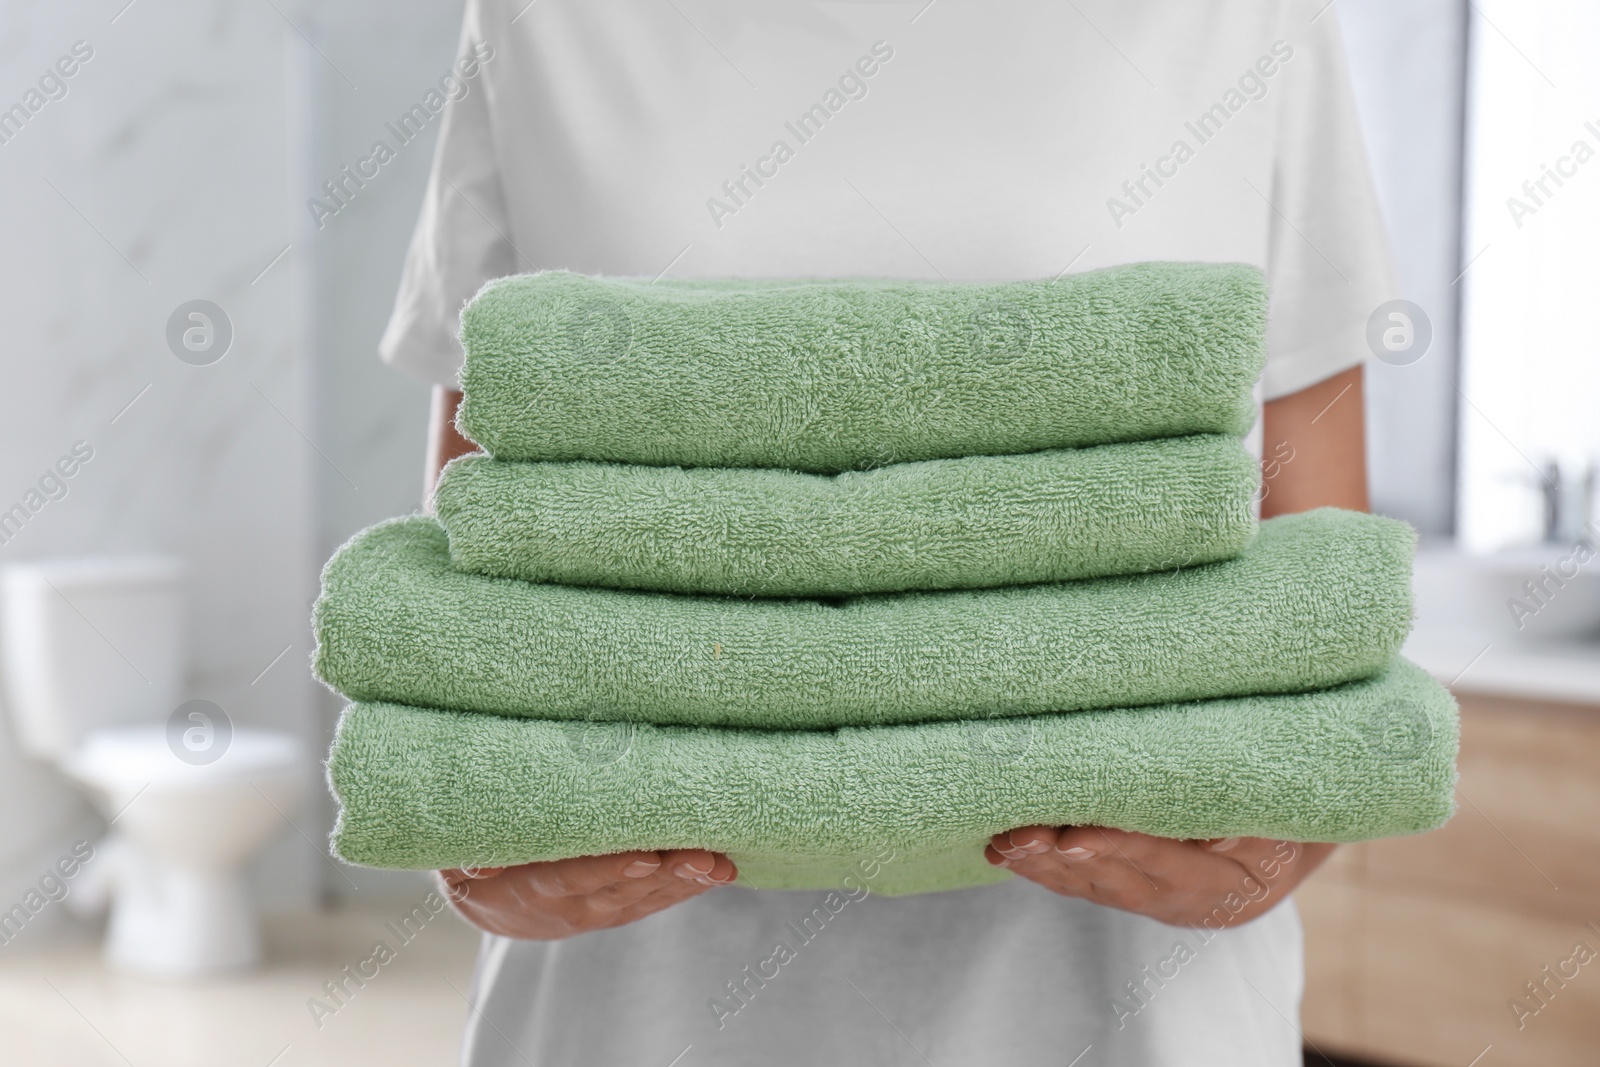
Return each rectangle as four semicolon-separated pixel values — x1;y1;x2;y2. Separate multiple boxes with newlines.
0;0;464;915
0;0;320;912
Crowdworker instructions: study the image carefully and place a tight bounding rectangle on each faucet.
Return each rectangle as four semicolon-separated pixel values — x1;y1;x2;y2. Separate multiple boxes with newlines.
1538;460;1560;544
1535;459;1597;546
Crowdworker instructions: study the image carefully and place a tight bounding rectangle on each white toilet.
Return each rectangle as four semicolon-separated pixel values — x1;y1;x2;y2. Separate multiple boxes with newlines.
0;556;305;977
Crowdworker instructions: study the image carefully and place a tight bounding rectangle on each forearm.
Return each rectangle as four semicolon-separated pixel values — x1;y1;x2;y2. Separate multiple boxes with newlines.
1259;364;1369;516
423;386;479;510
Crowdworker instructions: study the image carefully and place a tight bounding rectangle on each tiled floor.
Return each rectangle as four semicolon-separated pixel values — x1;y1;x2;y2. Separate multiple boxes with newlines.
0;900;481;1066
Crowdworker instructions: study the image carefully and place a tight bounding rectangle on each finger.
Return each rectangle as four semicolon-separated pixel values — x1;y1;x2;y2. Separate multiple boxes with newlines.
515;850;666;897
1053;827;1164;877
704;852;738;883
591;867;726;925
591;852;736;908
611;876;718;922
989;825;1061;860
1200;836;1302;882
990;843;1100;898
1061;829;1283;915
661;849;737;886
999;827;1165;902
586;866;701;911
1047;827;1174;897
438;866;508;905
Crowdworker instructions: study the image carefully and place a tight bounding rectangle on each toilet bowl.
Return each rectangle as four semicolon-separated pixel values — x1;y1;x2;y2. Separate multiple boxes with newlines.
67;725;303;975
0;556;304;977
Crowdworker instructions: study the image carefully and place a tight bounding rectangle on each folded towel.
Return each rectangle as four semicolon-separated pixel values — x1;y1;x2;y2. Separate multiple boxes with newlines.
327;658;1459;895
314;508;1414;730
457;263;1268;472
434;435;1259;596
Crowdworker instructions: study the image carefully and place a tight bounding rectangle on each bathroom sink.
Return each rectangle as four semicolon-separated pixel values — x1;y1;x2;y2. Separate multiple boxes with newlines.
1413;542;1600;645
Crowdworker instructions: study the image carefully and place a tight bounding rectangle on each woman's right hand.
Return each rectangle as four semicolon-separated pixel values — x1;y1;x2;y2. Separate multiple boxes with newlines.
438;850;738;940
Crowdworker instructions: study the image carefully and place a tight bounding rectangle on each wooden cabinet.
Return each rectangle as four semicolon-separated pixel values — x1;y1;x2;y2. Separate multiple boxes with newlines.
1297;693;1600;1065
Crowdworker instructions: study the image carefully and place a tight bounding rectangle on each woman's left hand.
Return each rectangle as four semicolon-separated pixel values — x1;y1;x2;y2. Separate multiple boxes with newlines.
986;826;1335;927
983;367;1363;927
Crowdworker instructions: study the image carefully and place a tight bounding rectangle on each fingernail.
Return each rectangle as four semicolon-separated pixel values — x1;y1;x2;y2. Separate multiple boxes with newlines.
675;861;713;879
1209;837;1241;852
1058;847;1096;861
1006;834;1052;855
622;860;660;878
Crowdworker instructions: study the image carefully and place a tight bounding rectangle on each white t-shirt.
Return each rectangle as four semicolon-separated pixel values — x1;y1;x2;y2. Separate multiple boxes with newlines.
379;2;1394;1063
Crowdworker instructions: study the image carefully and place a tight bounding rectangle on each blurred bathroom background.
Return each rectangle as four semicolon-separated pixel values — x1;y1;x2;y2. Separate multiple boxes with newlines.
0;1;1595;1064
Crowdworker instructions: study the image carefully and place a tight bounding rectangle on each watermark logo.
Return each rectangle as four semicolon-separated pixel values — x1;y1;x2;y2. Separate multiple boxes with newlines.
706;41;895;229
965;298;1033;364
1109;841;1299;1030
964;713;1035;766
307;890;453;1029
1508;922;1600;1031
706;848;895;1030
166;699;232;765
0;40;94;148
564;298;634;367
166;300;233;366
1362;699;1434;763
854;441;901;472
1506;532;1597;631
1108;40;1294;228
0;439;94;548
308;41;495;230
1504;121;1600;230
1366;299;1432;367
1255;439;1296;507
0;841;95;949
562;715;636;767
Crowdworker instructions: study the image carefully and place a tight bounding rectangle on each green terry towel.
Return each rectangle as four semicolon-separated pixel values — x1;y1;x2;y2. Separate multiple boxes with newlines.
457;263;1267;472
314;508;1415;730
326;659;1459;896
434;434;1259;596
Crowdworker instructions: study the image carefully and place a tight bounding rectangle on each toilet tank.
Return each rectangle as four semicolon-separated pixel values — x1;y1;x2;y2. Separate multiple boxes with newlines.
0;556;187;760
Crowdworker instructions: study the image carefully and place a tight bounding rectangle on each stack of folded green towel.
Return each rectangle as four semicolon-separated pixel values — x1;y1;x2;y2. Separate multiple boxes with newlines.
315;263;1458;897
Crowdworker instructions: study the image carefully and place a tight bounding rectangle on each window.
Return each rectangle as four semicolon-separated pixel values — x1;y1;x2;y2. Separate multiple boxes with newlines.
1457;0;1600;552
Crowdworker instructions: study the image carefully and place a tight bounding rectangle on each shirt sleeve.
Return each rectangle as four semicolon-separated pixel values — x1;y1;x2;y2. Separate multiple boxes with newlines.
1259;0;1398;401
378;0;517;388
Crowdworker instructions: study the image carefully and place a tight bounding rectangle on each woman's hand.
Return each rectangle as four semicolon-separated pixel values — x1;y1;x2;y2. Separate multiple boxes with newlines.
988;367;1361;927
986;827;1333;928
439;849;738;941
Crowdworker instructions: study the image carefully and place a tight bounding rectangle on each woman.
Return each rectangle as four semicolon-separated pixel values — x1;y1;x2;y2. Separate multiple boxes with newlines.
383;1;1388;1062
